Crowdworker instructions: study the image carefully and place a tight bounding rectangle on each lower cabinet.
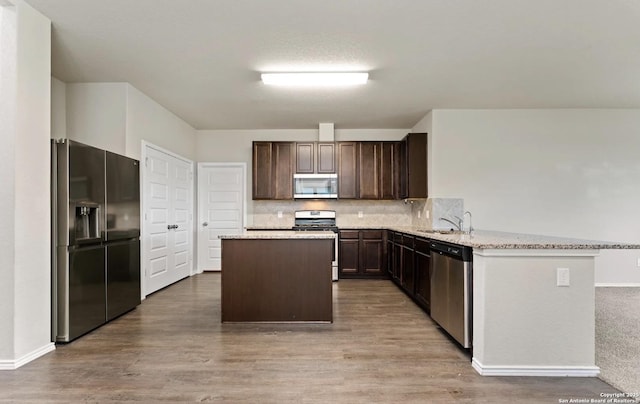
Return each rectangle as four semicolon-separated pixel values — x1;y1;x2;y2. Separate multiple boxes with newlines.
387;230;432;313
338;229;386;279
414;237;431;311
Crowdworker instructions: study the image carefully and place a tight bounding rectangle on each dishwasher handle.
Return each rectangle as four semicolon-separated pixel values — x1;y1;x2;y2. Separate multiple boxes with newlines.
430;241;473;261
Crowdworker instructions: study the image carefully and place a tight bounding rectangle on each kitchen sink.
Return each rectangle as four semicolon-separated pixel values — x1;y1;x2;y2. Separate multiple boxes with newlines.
416;229;465;235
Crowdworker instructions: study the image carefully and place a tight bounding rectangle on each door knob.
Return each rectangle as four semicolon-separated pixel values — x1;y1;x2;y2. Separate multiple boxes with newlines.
202;222;208;227
167;224;172;230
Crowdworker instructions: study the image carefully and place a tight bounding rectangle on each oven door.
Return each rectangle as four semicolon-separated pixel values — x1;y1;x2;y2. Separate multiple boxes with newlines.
293;174;338;199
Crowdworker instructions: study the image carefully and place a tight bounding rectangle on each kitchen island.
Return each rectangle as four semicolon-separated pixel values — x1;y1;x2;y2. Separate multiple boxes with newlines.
219;231;335;322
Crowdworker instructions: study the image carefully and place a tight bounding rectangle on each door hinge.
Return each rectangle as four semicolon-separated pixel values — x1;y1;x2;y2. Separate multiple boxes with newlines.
145;157;149;168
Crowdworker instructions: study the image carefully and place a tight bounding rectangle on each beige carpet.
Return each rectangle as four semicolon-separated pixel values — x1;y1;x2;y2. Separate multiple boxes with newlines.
596;287;640;396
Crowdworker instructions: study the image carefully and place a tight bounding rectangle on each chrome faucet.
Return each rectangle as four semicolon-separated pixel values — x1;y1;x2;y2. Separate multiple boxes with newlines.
464;211;474;235
439;217;462;231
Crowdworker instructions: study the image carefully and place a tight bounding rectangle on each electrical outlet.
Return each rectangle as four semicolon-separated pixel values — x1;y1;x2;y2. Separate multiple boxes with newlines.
637;258;640;267
358;211;364;218
426;210;430;219
417;211;421;218
277;211;283;219
557;268;570;287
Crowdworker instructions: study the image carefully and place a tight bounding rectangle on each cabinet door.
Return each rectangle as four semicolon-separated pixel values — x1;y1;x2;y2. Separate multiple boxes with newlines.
386;238;395;277
414;242;431;311
295;142;315;173
358;142;380;199
361;239;384;275
252;142;273;199
393;242;402;282
317;143;336;173
380;142;399;200
401;245;415;295
339;239;359;276
405;132;428;199
337;142;358;199
273;142;294;199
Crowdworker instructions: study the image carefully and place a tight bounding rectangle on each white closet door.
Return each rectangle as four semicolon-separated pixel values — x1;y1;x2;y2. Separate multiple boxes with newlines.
144;145;193;295
197;163;245;271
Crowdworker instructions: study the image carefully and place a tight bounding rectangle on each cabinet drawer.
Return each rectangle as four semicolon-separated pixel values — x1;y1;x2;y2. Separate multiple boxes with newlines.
402;234;415;248
415;237;430;254
339;230;359;239
362;230;383;240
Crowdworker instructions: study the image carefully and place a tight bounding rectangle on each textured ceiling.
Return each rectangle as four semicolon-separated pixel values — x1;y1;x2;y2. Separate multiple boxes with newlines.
24;0;640;130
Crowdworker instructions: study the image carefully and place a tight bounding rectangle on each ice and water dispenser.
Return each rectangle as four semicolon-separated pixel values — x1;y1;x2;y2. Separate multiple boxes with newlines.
74;202;101;242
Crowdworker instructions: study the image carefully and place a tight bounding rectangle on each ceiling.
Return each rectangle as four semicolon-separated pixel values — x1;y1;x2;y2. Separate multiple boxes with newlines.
24;0;640;130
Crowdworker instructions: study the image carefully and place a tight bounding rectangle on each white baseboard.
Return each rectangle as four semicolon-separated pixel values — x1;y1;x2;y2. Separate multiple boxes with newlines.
0;342;55;370
472;358;600;377
596;283;640;288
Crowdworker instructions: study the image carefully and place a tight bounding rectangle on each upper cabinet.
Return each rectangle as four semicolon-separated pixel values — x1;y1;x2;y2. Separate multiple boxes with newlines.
337;142;358;199
295;142;336;174
253;134;427;201
252;141;294;200
400;132;428;199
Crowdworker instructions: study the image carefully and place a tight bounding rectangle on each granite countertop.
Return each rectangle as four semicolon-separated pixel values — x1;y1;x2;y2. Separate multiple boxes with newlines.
388;227;640;250
220;230;336;240
243;225;639;249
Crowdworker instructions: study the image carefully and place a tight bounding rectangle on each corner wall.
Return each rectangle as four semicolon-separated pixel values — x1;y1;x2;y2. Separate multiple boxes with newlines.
0;0;54;369
421;109;640;285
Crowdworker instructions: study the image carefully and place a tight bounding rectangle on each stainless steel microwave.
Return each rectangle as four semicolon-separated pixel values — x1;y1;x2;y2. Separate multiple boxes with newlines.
293;174;338;199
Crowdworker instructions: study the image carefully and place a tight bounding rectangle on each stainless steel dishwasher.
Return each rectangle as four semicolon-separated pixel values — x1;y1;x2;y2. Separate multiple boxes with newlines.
430;240;473;348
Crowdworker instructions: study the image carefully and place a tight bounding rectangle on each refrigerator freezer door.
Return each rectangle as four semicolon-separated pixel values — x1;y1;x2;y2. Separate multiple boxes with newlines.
106;239;141;321
106;152;140;241
56;244;106;342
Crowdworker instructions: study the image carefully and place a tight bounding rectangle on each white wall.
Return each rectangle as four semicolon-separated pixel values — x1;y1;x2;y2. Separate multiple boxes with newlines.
0;0;54;369
196;129;408;221
125;84;196;161
66;82;127;153
0;1;18;363
423;109;640;285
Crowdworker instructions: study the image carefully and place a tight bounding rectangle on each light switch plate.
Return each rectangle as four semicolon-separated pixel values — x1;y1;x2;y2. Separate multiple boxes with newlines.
557;268;570;287
277;211;283;218
358;211;364;218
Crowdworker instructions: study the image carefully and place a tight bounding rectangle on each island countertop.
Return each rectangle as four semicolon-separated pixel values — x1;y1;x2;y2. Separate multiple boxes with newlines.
219;230;336;240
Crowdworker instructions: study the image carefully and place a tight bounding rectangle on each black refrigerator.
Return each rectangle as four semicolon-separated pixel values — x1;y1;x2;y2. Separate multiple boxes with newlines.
52;139;140;342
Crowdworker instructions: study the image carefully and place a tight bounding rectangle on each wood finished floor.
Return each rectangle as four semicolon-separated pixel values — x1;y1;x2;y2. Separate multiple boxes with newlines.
0;273;619;403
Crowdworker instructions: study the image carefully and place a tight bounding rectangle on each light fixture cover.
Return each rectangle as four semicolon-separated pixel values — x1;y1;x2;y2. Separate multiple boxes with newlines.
261;72;368;86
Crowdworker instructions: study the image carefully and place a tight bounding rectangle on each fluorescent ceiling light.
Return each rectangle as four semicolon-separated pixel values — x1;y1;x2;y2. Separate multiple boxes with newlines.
261;72;368;86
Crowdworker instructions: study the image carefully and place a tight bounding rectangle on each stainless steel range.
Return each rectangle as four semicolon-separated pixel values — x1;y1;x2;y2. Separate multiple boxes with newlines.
292;210;338;281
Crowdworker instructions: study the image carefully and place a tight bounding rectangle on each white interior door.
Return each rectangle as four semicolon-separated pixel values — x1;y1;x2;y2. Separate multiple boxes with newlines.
197;163;245;271
144;144;193;295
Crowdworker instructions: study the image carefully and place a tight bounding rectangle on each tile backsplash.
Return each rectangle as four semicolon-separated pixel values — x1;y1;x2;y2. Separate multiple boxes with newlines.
411;198;464;230
251;200;413;228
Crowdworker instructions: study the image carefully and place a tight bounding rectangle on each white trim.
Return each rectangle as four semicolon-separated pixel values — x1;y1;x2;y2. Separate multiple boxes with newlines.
0;343;55;370
196;162;247;273
471;358;600;377
140;140;195;298
473;249;600;258
596;283;640;288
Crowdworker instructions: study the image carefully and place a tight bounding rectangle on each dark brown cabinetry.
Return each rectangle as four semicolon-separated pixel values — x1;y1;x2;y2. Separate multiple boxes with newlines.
387;231;432;312
338;229;386;279
252;141;294;200
357;142;380;199
380;142;400;199
400;132;428;199
295;142;336;174
337;142;358;199
414;237;431;311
